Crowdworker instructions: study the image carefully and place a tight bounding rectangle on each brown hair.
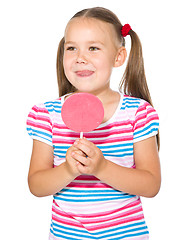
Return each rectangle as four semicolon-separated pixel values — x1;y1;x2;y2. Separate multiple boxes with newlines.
56;7;159;148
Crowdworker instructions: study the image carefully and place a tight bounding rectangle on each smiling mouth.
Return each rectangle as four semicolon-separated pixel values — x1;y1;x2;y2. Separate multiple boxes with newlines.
75;70;94;77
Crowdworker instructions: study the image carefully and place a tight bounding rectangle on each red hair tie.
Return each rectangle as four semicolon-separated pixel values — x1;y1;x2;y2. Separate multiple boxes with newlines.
121;24;132;37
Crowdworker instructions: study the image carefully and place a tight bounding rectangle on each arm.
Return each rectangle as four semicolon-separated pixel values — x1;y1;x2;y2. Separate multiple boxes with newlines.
28;140;82;197
72;136;161;197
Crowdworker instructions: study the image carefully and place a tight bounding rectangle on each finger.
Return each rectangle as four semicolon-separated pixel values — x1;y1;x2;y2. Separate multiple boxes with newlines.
72;151;90;166
74;139;94;157
76;161;89;175
74;149;86;157
74;138;94;149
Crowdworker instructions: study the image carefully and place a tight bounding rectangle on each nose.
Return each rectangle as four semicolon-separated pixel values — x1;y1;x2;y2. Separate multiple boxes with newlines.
76;50;87;64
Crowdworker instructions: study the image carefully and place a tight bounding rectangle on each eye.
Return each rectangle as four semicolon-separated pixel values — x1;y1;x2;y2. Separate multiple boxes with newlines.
89;46;99;51
66;46;77;51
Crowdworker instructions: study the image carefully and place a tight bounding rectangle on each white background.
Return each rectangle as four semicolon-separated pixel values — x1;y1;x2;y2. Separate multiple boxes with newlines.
1;0;184;239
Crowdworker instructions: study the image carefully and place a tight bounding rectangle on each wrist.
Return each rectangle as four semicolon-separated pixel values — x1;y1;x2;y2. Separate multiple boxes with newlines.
63;161;80;179
95;157;108;179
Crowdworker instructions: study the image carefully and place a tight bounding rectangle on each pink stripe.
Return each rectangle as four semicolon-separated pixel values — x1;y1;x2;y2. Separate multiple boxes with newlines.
75;175;100;181
136;101;149;112
52;212;144;231
32;105;49;113
135;102;157;118
53;130;81;138
81;128;133;138
53;123;69;130
66;182;111;188
85;214;144;231
135;110;158;123
52;135;133;145
52;205;73;220
53;120;132;131
97;120;133;130
53;198;141;218
79;206;143;224
134;115;158;131
52;215;83;228
27;120;52;133
53;127;133;138
28;112;52;125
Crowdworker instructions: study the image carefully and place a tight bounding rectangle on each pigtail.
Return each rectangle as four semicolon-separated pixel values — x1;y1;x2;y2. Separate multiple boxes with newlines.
119;30;152;105
56;37;76;97
119;30;160;149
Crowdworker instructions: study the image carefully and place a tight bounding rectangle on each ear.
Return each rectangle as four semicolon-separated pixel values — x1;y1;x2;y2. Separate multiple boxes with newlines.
114;47;127;68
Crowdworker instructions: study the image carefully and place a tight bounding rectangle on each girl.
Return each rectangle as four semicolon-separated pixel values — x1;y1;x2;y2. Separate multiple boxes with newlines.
27;7;161;240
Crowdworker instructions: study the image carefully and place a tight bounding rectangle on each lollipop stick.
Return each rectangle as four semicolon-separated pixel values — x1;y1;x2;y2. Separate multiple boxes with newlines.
80;132;83;139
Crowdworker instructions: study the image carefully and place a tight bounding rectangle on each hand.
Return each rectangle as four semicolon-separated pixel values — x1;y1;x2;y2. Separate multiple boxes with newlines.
71;138;107;176
65;144;86;178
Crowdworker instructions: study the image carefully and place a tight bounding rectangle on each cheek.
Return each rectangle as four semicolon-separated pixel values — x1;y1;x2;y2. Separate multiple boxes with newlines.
95;53;115;69
63;55;72;76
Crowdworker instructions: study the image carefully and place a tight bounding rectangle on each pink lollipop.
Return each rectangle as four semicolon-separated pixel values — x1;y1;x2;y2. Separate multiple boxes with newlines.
61;92;104;138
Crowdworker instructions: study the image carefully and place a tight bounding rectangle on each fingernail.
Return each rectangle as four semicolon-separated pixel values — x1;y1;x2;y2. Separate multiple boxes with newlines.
74;140;79;145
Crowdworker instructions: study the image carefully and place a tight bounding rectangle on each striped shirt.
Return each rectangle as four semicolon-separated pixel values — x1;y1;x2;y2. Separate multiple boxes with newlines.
26;93;159;240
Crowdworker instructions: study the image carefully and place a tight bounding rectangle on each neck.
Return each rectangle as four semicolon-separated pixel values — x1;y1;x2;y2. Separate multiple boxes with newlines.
75;87;119;105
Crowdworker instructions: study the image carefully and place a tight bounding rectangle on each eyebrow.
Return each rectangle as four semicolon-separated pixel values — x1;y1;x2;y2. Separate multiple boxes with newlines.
64;41;104;45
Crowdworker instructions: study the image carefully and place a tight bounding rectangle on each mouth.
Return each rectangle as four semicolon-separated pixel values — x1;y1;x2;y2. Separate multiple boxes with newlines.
75;70;94;77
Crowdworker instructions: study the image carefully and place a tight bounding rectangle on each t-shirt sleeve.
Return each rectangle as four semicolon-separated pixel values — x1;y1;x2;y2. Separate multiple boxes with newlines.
133;100;159;143
26;103;53;146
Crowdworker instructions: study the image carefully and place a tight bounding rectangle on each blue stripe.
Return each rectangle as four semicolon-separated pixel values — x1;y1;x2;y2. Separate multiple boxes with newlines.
97;142;133;149
53;143;133;150
45;103;61;108
103;152;133;157
56;193;133;198
27;128;52;141
27;128;52;138
61;189;128;193
50;221;148;239
121;105;139;109
102;148;133;153
54;150;67;155
54;195;133;202
56;194;128;198
108;230;149;240
123;97;140;103
134;122;159;138
45;100;61;106
51;221;147;236
54;153;134;158
54;149;133;158
54;146;69;156
47;109;61;113
45;101;62;113
50;228;94;240
54;146;69;149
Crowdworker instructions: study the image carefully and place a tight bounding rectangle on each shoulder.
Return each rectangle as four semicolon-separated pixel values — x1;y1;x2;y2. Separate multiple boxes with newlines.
27;96;64;128
26;96;64;146
119;94;159;141
121;94;158;117
121;95;141;111
43;97;62;114
29;97;63;115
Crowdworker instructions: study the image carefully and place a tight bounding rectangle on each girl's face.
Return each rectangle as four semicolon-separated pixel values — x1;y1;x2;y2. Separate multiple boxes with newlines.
63;17;125;95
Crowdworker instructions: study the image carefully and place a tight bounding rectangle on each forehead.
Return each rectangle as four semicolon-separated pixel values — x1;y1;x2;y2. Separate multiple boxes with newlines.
65;17;118;45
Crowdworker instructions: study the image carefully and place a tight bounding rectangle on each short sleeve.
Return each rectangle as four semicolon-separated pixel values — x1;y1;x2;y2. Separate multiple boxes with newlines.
26;103;53;146
133;100;159;143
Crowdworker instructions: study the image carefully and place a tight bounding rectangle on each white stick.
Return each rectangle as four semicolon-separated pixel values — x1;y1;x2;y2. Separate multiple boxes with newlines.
80;132;83;139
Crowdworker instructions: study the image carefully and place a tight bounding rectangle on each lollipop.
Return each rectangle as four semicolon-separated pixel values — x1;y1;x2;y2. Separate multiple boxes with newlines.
61;92;104;138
